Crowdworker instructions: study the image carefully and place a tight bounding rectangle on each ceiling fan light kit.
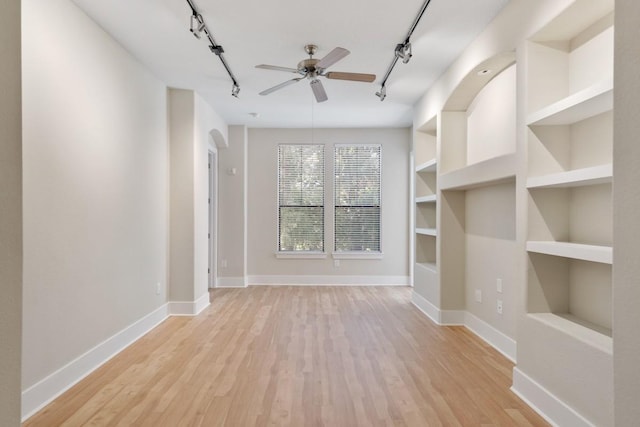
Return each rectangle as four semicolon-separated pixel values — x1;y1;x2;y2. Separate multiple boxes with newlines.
256;44;377;103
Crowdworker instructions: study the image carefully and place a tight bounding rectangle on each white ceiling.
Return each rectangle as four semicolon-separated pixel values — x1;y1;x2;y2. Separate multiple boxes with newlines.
72;0;510;128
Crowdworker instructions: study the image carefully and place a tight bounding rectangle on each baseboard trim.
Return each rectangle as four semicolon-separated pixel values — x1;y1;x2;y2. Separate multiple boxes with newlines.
22;294;211;422
169;293;211;316
410;291;516;362
464;312;517;362
215;277;248;288
21;303;170;421
511;367;596;427
248;275;410;286
410;291;440;323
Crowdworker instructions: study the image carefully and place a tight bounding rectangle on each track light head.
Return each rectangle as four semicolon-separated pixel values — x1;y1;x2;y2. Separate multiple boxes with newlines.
231;84;240;98
375;86;387;101
395;42;412;64
190;14;205;39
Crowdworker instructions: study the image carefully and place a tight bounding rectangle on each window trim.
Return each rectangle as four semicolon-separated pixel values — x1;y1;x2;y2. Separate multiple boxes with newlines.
276;143;326;254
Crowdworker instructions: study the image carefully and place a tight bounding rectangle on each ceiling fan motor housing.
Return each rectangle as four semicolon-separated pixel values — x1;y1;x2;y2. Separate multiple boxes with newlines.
298;58;320;76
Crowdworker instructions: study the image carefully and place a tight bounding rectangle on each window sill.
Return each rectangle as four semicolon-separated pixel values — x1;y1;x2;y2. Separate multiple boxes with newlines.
332;252;384;260
276;252;328;259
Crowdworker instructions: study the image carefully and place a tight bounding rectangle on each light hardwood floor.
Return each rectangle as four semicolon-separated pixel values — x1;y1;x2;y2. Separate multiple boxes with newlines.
24;286;548;426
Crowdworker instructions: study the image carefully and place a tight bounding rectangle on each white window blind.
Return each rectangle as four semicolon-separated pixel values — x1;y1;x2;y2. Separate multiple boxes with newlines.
278;144;325;252
334;145;381;252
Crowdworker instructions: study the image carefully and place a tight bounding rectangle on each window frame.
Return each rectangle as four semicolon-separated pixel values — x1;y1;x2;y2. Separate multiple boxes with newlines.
276;143;326;257
333;143;383;258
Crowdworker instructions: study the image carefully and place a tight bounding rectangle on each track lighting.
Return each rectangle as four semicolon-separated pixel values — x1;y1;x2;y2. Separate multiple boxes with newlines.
186;0;240;98
395;42;412;64
375;0;433;100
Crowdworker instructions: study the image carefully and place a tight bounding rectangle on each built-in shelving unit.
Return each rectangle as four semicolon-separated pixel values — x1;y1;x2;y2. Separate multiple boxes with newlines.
413;116;439;305
525;1;614;339
436;53;518;322
521;1;615;424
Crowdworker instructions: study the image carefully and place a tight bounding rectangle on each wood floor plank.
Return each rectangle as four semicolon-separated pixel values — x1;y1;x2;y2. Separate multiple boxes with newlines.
23;287;549;426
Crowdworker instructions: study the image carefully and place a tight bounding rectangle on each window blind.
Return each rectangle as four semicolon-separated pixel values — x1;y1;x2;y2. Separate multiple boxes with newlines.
278;144;325;252
334;145;381;252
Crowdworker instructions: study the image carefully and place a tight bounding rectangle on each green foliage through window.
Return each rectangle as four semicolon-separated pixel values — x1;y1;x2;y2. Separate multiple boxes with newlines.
334;145;381;252
278;145;324;251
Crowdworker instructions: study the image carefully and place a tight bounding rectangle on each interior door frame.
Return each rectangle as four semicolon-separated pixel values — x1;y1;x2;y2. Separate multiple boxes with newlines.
208;150;218;289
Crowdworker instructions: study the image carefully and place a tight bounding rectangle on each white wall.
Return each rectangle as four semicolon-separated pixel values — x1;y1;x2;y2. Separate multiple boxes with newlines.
613;0;640;423
247;128;410;283
0;0;22;424
466;64;517;165
465;183;517;338
217;126;248;286
22;0;168;395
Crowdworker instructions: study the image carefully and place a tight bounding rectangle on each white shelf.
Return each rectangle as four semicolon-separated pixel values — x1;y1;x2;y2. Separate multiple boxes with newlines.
416;228;437;237
527;79;613;126
440;153;516;190
416;158;437;173
528;313;612;354
527;164;612;189
416;194;437;204
526;241;612;264
415;262;437;274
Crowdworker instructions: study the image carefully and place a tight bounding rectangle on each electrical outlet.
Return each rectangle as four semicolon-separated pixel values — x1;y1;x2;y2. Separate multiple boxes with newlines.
334;259;340;268
475;289;482;303
497;299;503;315
221;259;227;268
497;278;503;293
155;282;161;295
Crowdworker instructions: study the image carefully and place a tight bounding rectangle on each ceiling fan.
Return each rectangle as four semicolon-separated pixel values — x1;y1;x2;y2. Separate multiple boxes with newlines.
256;44;376;102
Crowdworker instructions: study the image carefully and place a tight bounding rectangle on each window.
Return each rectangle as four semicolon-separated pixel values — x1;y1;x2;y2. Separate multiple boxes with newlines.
334;145;381;253
278;144;325;252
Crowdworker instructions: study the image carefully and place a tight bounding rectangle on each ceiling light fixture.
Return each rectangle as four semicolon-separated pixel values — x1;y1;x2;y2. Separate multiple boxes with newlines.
376;0;433;101
186;0;240;98
395;42;413;64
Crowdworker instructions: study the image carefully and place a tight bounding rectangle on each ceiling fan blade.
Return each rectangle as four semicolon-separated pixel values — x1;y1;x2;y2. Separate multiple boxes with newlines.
325;72;376;83
310;79;328;103
255;64;300;73
259;77;304;96
316;47;350;70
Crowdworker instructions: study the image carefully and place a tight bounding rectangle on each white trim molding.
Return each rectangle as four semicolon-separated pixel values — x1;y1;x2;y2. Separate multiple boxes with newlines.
215;277;248;288
332;251;384;260
410;290;516;362
22;294;212;422
512;368;596;427
169;293;211;316
21;304;170;421
464;312;516;362
275;251;327;259
410;290;440;323
248;275;409;286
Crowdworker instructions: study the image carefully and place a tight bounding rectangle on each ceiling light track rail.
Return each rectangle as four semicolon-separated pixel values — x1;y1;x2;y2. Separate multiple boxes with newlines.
376;0;433;101
186;0;240;97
